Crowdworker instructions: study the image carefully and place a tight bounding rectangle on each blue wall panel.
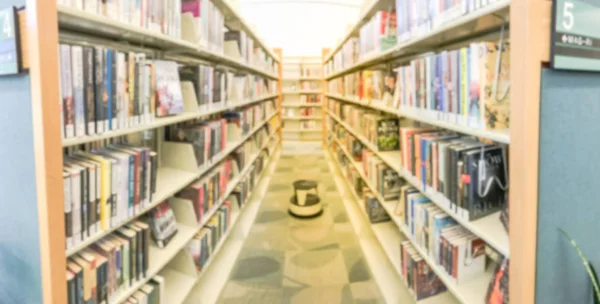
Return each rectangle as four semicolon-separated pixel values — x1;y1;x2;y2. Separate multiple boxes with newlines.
0;0;43;303
536;68;600;304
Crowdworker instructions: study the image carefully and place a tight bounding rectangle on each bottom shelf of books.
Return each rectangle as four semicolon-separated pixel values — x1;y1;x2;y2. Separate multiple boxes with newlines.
326;146;459;304
326;128;507;304
66;124;282;304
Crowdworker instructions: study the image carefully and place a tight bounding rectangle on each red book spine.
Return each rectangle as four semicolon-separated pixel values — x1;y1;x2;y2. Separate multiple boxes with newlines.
197;186;204;223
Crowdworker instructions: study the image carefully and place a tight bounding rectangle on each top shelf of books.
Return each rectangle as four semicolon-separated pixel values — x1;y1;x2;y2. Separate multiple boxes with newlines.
323;0;510;80
57;3;278;79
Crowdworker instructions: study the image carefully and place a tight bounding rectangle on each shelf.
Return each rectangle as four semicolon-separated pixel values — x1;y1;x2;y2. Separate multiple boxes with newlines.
65;112;277;257
57;5;278;79
324;0;510;79
327;112;510;257
283;90;321;94
282;116;322;120
327;148;457;304
282;103;323;108
109;223;198;303
209;0;279;62
331;138;494;304
62;94;278;147
110;129;280;304
160;269;198;304
326;94;510;144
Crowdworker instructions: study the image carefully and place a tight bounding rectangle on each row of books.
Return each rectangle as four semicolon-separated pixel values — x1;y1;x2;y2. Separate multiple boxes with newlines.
119;275;164;304
325;0;504;74
359;10;397;61
225;30;278;73
182;0;224;53
187;202;232;273
58;0;182;38
399;241;447;300
396;185;486;284
300;81;320;90
331;103;401;151
179;64;277;111
164;103;272;169
176;158;232;224
59;44;184;139
64;145;158;250
396;0;503;42
393;42;510;130
328;39;510;131
66;220;151;304
399;127;508;221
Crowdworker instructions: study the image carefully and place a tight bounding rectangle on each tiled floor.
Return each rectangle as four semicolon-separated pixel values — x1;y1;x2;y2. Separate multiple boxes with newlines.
216;153;385;304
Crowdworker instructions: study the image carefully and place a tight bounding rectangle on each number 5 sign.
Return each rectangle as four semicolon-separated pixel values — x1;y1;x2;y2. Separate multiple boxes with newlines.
551;0;600;71
0;6;21;76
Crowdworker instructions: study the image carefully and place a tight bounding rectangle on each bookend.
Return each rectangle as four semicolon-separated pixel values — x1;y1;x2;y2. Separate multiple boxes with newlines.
181;81;200;113
170;197;200;226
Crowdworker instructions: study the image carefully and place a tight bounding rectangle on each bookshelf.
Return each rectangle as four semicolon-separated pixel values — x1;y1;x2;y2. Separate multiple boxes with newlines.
281;55;324;142
8;1;283;303
321;0;519;303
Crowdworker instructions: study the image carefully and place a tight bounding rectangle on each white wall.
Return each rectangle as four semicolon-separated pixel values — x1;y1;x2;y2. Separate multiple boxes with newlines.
238;0;362;56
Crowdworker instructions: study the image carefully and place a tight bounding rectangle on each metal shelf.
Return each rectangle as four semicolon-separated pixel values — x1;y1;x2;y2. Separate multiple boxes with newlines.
326;94;510;144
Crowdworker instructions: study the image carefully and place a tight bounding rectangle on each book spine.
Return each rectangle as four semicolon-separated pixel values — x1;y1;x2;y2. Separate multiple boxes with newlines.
127;156;134;218
127;53;135;126
83;47;96;135
64;173;73;249
143;63;151;124
111;50;118;130
149;63;156;122
80;166;89;238
117;52;126;130
94;162;101;233
87;165;96;236
60;44;75;138
71;169;82;245
94;47;105;133
104;49;112;131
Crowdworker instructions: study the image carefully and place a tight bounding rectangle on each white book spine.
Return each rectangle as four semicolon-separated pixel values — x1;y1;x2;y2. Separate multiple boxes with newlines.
71;170;82;245
71;46;86;137
119;158;128;223
60;45;75;138
88;166;97;235
143;65;151;124
64;173;73;249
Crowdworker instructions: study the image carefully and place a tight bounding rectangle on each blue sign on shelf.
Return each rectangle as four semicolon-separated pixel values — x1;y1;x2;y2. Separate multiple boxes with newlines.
0;6;20;76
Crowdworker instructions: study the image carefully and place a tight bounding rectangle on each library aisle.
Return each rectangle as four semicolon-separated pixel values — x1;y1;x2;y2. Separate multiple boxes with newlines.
217;151;384;303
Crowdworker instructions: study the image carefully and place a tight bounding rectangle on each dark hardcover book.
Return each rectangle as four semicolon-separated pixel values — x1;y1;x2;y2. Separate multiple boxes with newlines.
486;257;509;304
79;164;89;238
448;142;488;212
67;270;76;304
148;201;179;248
176;183;204;223
462;146;508;221
64;171;73;248
82;47;95;135
111;50;118;129
134;221;150;278
104;49;113;131
94;253;108;304
127;223;143;280
94;46;106;133
380;167;403;201
415;259;447;300
117;227;136;286
366;194;390;223
149;152;157;201
66;261;83;304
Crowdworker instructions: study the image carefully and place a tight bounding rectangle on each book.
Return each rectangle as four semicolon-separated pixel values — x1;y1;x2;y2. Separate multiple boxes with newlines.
365;193;390;223
154;60;184;117
148;201;179;248
82;46;96;135
60;44;75;138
